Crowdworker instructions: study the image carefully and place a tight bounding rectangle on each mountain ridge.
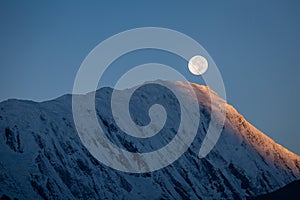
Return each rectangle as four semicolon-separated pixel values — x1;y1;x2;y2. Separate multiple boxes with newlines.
0;80;299;199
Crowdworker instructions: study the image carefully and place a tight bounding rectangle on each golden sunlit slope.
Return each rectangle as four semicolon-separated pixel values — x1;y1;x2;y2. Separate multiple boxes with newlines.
175;81;300;176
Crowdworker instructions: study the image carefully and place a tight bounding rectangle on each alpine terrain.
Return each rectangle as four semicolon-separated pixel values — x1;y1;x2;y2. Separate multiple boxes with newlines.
0;81;299;199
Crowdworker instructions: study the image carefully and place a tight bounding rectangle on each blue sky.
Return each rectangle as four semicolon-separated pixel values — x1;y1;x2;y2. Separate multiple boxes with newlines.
0;0;299;154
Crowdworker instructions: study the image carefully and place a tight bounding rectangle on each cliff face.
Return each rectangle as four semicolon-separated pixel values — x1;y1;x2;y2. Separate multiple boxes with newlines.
0;81;299;199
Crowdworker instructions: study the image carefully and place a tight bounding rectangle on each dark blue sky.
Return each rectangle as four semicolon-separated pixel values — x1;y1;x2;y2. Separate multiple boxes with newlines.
0;0;299;155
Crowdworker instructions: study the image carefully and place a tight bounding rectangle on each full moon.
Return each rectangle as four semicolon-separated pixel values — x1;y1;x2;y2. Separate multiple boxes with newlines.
188;55;208;75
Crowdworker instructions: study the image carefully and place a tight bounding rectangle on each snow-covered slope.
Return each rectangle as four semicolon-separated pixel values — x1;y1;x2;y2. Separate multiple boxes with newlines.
0;81;299;199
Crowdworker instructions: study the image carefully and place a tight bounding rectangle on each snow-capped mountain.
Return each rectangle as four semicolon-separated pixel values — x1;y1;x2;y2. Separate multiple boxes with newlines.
0;81;299;199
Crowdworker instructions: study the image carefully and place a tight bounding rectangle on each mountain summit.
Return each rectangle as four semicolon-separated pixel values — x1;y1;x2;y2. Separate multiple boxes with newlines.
0;81;299;199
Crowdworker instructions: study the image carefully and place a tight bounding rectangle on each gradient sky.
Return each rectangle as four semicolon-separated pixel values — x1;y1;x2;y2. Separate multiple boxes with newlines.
0;0;299;155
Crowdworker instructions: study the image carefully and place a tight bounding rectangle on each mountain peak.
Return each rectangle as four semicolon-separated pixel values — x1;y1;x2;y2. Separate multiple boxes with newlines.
0;80;299;199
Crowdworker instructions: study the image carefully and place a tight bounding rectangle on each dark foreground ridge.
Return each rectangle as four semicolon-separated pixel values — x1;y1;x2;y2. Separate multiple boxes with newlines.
251;180;300;200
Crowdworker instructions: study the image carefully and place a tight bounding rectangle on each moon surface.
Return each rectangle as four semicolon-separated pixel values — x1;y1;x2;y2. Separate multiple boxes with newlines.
188;55;208;75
